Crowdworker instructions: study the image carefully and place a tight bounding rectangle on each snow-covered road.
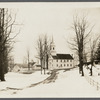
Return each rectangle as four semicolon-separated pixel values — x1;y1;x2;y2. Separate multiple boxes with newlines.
0;71;49;97
0;68;100;98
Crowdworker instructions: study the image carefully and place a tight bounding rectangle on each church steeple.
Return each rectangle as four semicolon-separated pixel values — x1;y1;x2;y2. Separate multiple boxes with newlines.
50;36;56;56
52;35;54;43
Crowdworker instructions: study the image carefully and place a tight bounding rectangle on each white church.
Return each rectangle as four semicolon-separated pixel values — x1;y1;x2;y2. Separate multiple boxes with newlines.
48;37;74;70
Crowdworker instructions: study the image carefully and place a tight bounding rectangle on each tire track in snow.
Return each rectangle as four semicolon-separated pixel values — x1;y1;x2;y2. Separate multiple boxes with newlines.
0;69;58;94
0;67;75;95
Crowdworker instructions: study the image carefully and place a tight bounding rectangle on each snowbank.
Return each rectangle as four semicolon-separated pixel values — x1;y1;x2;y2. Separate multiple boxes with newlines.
0;71;49;90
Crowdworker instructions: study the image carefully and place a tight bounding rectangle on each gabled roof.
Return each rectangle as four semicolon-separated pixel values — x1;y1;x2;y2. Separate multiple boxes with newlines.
52;54;73;59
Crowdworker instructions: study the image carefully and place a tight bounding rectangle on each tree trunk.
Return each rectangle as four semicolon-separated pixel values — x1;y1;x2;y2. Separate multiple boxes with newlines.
79;53;84;76
28;63;30;71
81;66;84;76
46;55;48;70
81;61;84;76
40;59;43;74
44;58;46;75
0;70;5;81
0;53;5;81
90;62;93;76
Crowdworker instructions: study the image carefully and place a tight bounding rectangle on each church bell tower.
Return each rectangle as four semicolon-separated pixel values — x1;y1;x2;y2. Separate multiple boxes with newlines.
50;36;56;56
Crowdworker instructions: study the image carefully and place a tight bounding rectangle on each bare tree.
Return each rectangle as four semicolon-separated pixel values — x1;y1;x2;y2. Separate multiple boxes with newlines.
89;35;100;76
95;40;100;61
27;48;30;71
68;14;93;76
36;34;51;74
36;35;44;74
43;34;51;74
0;8;20;81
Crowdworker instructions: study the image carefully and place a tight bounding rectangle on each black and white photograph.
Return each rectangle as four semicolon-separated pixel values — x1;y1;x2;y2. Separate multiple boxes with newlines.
0;2;100;98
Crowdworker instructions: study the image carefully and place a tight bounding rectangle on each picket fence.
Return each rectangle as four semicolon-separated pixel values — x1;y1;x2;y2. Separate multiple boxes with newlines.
84;74;100;90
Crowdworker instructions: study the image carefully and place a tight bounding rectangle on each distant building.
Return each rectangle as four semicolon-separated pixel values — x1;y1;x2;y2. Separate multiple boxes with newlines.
12;64;22;72
49;37;74;70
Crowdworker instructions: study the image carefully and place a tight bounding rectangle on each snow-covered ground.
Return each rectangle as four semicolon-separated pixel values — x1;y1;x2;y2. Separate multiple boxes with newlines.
84;65;100;88
0;68;100;98
0;71;49;97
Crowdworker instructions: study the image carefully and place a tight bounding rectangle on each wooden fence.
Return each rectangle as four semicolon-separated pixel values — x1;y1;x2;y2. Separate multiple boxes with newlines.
84;74;100;90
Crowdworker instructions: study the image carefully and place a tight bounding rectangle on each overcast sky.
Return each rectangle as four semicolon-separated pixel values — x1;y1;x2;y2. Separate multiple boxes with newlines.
1;3;100;63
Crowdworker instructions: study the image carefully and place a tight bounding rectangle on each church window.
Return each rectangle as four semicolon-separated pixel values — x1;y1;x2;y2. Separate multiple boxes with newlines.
67;64;69;66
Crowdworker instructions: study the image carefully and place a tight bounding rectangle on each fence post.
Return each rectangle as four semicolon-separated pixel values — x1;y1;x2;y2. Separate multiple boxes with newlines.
93;80;94;86
85;73;100;91
88;76;89;82
90;78;91;85
97;82;99;90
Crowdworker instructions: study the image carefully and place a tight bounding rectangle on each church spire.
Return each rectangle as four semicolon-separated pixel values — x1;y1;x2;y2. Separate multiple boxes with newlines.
52;35;54;43
50;35;56;56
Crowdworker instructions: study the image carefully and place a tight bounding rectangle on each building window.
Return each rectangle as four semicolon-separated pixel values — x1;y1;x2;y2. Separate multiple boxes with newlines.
70;64;72;66
67;64;69;66
61;64;62;67
67;60;69;62
64;64;66;66
64;60;66;62
57;64;58;67
53;47;54;50
56;60;58;62
70;60;72;62
61;60;62;62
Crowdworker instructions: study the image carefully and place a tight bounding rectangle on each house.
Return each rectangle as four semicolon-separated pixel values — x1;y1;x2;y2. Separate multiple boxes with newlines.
48;37;74;70
12;64;22;72
33;64;41;71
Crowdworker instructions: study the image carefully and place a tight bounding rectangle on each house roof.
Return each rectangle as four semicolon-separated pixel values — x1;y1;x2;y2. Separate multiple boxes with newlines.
36;65;41;67
52;54;73;59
